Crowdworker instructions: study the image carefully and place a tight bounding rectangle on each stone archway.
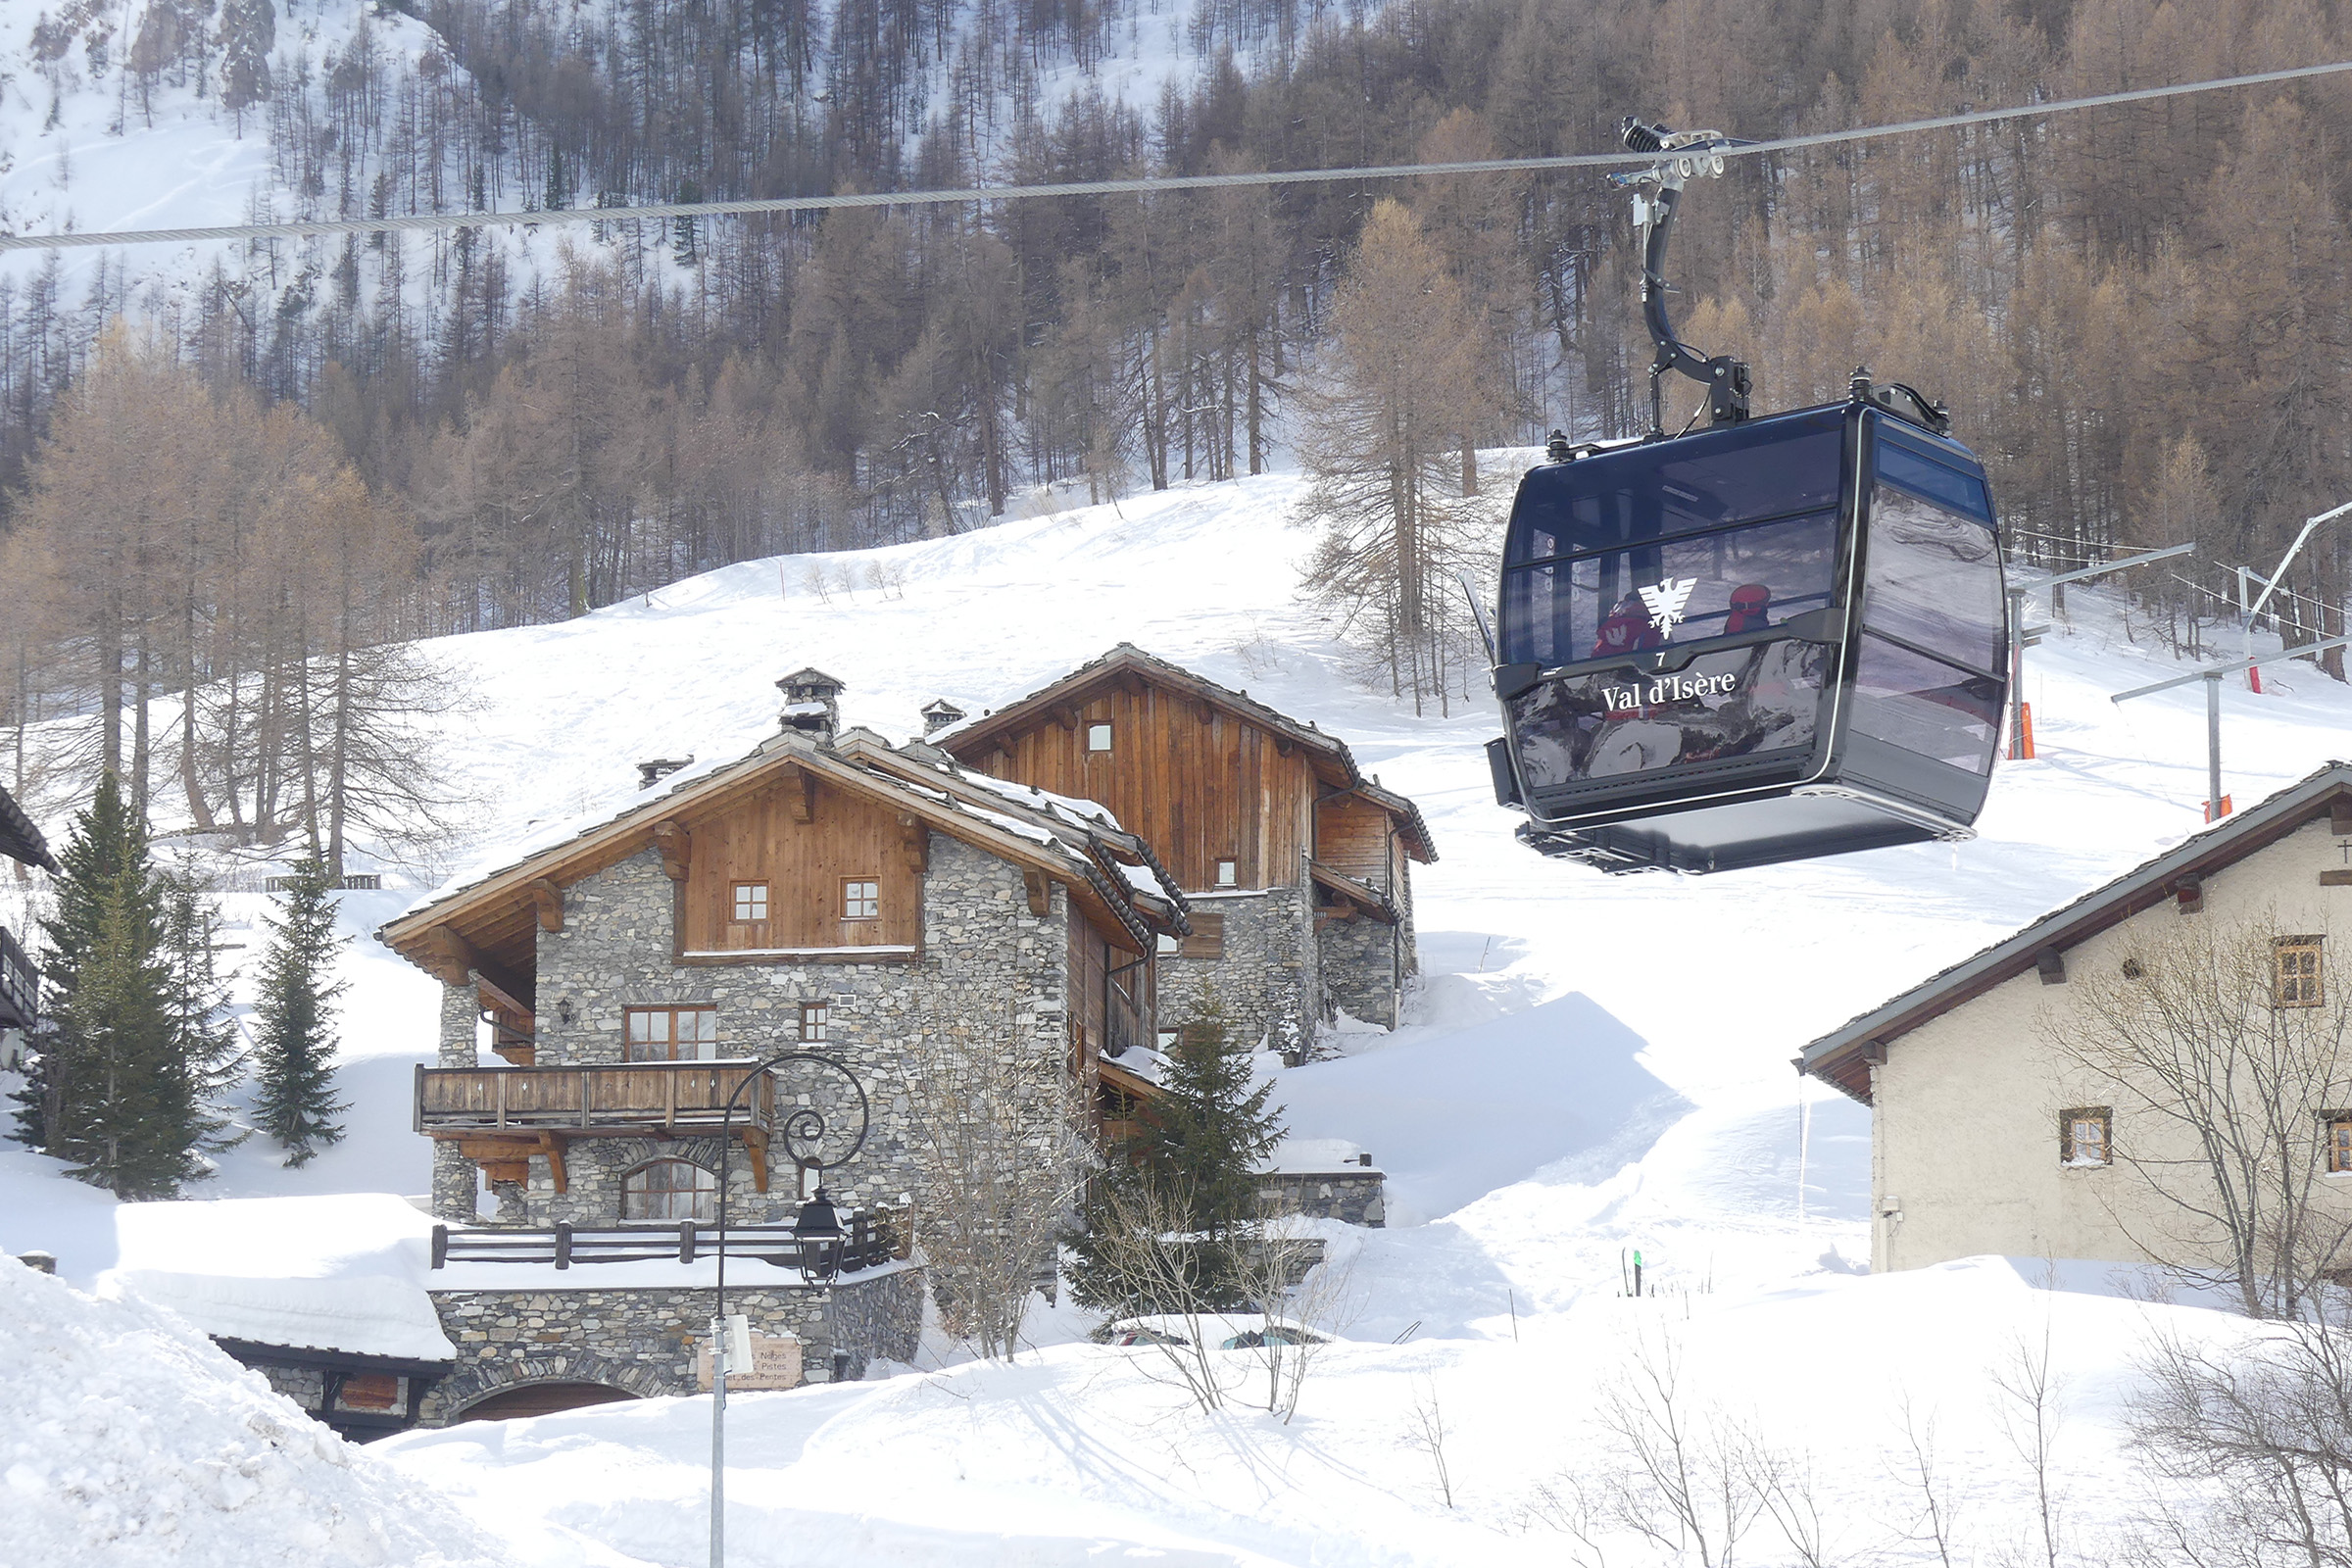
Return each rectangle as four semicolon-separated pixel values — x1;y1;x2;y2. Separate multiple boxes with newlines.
458;1380;638;1422
424;1347;677;1428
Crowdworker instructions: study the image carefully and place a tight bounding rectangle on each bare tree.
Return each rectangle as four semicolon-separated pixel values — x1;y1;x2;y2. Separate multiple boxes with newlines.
2046;914;2352;1318
1887;1389;1963;1568
1991;1323;2072;1568
900;1012;1088;1361
1407;1379;1456;1508
1587;1325;1768;1567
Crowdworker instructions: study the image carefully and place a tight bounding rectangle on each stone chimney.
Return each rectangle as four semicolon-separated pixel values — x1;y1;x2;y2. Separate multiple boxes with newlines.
919;698;967;736
637;756;694;790
777;668;847;745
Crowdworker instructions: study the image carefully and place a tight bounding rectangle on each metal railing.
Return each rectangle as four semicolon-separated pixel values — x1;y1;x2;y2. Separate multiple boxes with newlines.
414;1058;777;1137
429;1214;900;1273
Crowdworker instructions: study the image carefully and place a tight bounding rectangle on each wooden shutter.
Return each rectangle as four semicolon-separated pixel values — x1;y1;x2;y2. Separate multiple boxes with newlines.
1180;913;1225;959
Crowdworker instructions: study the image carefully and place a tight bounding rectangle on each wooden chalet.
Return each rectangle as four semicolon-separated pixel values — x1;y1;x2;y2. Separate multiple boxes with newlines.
937;644;1436;1049
379;711;1187;1230
0;781;55;1053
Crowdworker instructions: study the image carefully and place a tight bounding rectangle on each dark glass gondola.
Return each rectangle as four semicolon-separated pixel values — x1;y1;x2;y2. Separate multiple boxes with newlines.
1483;121;2009;874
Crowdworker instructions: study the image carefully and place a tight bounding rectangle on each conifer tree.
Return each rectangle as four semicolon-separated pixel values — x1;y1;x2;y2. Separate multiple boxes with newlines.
12;772;208;1197
159;856;244;1152
250;854;348;1165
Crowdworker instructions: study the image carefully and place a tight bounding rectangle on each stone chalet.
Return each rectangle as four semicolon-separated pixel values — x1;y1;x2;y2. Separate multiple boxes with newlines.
937;645;1437;1056
372;685;1190;1421
1802;760;2352;1279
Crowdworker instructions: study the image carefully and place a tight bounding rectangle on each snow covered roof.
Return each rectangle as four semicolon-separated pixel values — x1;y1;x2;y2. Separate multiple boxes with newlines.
1801;760;2352;1102
937;643;1437;863
0;778;56;873
381;728;1185;981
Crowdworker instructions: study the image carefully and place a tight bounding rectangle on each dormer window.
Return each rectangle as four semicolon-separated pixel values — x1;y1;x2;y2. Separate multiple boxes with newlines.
732;882;769;923
1087;722;1113;753
1215;858;1238;888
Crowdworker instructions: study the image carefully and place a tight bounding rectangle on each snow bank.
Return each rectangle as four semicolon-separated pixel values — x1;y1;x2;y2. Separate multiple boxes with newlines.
0;1257;504;1568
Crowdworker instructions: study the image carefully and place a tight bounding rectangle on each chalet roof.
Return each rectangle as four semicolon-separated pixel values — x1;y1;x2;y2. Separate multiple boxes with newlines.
777;667;845;691
0;781;56;874
938;643;1437;862
920;698;966;716
1799;760;2352;1103
378;730;1186;987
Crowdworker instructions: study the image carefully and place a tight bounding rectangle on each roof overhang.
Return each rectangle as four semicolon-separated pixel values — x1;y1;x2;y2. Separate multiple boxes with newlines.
1799;763;2352;1103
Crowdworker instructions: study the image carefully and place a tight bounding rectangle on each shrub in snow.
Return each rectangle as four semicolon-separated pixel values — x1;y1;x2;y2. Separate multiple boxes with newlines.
0;1257;504;1566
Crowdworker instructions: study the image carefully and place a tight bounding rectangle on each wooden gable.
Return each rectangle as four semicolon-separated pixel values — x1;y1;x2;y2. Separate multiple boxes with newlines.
953;673;1318;894
1313;791;1396;891
677;770;923;956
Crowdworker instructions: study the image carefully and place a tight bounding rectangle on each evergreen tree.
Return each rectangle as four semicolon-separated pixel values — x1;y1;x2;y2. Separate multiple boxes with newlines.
159;856;244;1152
250;854;348;1165
12;772;208;1197
1067;1000;1286;1312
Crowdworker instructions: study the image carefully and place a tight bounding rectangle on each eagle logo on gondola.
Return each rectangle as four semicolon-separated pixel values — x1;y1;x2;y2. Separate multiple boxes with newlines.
1638;577;1697;634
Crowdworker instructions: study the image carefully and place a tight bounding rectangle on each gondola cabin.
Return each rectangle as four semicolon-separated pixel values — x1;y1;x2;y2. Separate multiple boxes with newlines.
1487;390;2008;873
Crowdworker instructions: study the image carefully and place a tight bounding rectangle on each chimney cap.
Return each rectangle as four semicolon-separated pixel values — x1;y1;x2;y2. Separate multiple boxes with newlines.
919;697;967;735
776;667;847;694
637;756;695;790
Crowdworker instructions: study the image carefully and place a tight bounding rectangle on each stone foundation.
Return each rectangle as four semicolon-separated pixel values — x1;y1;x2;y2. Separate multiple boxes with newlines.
1260;1169;1386;1227
1155;886;1316;1058
1316;913;1402;1030
417;1262;923;1424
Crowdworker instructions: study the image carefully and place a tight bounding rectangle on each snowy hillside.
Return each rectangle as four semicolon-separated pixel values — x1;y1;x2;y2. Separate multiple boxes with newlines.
11;465;2352;1561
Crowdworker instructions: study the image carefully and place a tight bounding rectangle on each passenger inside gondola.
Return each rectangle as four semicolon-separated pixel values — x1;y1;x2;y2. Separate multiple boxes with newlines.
1592;593;1665;658
1723;583;1773;633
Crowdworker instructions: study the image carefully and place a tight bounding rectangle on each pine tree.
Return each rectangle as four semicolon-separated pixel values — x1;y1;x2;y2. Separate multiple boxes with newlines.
159;856;244;1152
1145;1004;1286;1244
218;0;275;132
251;854;348;1165
12;772;207;1197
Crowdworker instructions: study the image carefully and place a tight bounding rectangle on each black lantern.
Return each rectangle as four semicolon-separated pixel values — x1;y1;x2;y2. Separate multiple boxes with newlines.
791;1188;845;1283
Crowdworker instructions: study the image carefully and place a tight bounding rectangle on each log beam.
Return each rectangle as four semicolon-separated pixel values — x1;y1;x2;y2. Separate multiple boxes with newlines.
1023;870;1052;917
527;878;564;932
653;820;691;881
742;1126;770;1194
900;813;928;873
789;768;817;825
538;1133;568;1195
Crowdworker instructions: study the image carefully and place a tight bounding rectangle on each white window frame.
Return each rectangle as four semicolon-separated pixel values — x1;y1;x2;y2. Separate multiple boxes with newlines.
1214;858;1239;888
1087;721;1114;753
842;878;880;921
732;881;769;923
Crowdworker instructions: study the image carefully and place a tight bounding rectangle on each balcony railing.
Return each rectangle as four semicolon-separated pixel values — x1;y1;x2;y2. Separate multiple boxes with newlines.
0;922;35;1033
429;1214;901;1274
414;1059;776;1139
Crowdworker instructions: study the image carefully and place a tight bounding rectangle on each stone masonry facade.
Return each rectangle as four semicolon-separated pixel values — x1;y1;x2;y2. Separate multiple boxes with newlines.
1153;885;1317;1061
1316;864;1416;1030
433;833;1072;1229
416;1263;924;1423
1260;1170;1387;1227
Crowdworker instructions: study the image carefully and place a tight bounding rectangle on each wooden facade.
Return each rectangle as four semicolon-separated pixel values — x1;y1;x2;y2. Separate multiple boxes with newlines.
677;769;923;956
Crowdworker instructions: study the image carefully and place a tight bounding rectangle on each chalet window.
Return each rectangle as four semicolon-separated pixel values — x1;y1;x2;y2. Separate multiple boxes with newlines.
1176;912;1225;959
1156;933;1181;956
1087;721;1114;753
1214;858;1239;888
2060;1107;2113;1167
621;1159;716;1223
2327;1114;2352;1175
842;879;880;921
2277;936;2326;1007
625;1005;718;1061
732;882;769;923
336;1373;401;1411
1156;1028;1180;1053
799;1002;829;1043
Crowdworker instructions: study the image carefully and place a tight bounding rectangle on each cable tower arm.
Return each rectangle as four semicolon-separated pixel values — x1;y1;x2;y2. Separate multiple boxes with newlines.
1613;119;1752;438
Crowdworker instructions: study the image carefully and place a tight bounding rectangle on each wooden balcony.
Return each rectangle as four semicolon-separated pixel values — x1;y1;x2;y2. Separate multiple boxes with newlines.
429;1214;903;1274
416;1060;780;1192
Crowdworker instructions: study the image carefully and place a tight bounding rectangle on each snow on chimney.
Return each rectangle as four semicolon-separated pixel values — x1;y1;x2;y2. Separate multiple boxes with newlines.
777;668;846;745
638;757;693;790
919;698;966;736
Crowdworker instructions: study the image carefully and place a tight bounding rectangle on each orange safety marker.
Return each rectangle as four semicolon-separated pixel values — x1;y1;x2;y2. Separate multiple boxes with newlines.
2009;702;2036;760
2205;795;2234;823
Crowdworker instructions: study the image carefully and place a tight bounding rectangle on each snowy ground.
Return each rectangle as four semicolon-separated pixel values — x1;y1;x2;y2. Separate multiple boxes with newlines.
9;465;2351;1562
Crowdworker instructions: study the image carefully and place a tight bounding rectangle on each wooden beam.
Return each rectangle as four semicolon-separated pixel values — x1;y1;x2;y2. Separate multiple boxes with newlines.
1023;870;1052;917
2323;869;2352;887
2034;948;2067;985
452;1135;536;1186
420;924;477;987
2334;798;2352;836
1050;704;1080;732
527;878;564;932
1195;697;1214;724
538;1134;568;1195
789;767;817;825
742;1126;770;1194
994;740;1016;770
900;813;928;873
653;819;690;881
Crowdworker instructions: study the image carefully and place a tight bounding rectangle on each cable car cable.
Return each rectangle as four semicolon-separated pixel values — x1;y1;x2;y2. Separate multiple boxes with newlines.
3;57;2351;252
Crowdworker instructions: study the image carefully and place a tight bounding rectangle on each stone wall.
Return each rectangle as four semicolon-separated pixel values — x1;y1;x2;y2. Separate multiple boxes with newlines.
437;833;1074;1229
1317;914;1400;1029
1259;1169;1387;1228
417;1262;922;1424
1156;885;1316;1059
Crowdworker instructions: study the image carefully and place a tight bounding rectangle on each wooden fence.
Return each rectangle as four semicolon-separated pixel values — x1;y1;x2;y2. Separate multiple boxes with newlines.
429;1214;900;1273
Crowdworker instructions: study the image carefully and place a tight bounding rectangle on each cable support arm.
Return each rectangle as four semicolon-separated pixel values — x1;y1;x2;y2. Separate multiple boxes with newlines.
1612;120;1752;438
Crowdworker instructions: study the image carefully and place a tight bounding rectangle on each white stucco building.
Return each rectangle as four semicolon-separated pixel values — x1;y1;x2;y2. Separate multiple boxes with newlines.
1802;760;2352;1275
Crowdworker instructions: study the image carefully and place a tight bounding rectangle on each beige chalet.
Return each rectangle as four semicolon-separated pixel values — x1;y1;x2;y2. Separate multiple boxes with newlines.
1803;761;2352;1282
937;644;1436;1054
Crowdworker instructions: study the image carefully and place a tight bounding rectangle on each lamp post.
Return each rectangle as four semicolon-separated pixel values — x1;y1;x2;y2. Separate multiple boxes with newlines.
707;1048;870;1568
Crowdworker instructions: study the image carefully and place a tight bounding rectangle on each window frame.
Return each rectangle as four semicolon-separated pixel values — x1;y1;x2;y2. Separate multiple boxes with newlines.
2277;936;2326;1008
799;1001;830;1044
1213;858;1239;888
841;877;880;922
1086;721;1114;753
623;1004;720;1062
731;881;770;924
2059;1106;2114;1168
619;1157;718;1223
2326;1112;2352;1176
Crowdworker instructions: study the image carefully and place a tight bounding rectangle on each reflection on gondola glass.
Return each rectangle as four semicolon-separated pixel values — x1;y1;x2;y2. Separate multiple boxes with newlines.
1850;634;2002;773
1863;490;2003;672
1503;643;1832;788
1502;512;1838;664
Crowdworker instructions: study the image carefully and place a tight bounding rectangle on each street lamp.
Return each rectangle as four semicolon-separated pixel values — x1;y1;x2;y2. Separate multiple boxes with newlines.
707;1048;870;1568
